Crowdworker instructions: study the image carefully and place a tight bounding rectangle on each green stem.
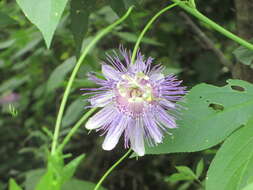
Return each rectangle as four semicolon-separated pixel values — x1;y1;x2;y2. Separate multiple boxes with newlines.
93;149;132;190
171;0;253;50
131;3;178;64
51;6;134;154
57;108;97;152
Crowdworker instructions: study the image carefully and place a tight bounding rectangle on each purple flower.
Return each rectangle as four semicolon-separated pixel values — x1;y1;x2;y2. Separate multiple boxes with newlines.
83;47;186;156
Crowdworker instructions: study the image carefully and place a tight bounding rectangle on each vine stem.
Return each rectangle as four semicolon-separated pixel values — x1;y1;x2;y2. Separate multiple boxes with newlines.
57;108;97;152
131;3;178;64
170;0;253;50
93;149;132;190
51;6;134;154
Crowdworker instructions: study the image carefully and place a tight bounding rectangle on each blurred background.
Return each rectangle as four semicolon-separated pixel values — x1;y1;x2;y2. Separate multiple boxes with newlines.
1;0;252;189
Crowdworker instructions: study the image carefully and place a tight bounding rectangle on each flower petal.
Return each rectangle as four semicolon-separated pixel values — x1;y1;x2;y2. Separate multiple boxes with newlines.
102;115;128;150
143;111;163;144
90;92;113;107
85;106;116;130
130;119;145;156
102;65;121;81
156;106;177;129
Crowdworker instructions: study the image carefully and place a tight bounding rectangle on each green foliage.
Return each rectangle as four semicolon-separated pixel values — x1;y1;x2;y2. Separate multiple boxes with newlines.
242;183;253;190
62;99;86;128
16;0;69;48
62;178;106;190
206;118;253;190
46;57;76;93
70;0;93;57
0;12;17;27
195;159;204;178
61;154;85;183
165;163;204;190
2;0;253;190
146;79;253;154
8;179;23;190
115;32;163;46
233;43;253;67
24;154;106;190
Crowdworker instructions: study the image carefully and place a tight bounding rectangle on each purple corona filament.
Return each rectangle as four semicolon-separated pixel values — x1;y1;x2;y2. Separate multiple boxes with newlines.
82;47;186;156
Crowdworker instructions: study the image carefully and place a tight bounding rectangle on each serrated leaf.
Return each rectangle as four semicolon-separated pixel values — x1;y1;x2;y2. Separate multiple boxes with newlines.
233;44;253;66
206;119;253;190
176;166;197;180
146;79;253;154
16;0;69;48
70;0;92;57
62;178;106;190
62;99;86;128
46;57;76;93
196;159;204;178
61;154;85;183
8;179;23;190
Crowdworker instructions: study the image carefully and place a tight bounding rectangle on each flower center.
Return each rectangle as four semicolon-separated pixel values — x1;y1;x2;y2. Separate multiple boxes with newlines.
116;72;154;103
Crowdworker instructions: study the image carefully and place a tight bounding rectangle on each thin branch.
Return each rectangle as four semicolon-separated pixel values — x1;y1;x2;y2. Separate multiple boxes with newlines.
180;11;232;70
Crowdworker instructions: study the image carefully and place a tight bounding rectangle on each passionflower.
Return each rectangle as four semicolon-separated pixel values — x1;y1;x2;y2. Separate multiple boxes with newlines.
83;47;186;156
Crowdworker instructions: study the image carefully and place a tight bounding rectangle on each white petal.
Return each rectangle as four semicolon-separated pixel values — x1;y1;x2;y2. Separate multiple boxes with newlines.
90;92;112;107
160;99;176;109
102;116;128;150
102;65;120;81
85;106;116;130
130;120;145;156
149;73;164;82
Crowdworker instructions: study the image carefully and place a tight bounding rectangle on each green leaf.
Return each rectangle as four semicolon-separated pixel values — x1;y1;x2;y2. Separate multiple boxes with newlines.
70;0;92;57
233;44;253;66
16;0;69;48
195;159;204;178
25;169;45;190
109;0;137;17
8;179;23;190
35;168;56;190
176;166;197;180
0;76;29;93
206;119;253;190
62;99;86;128
242;183;253;190
146;79;253;154
62;178;106;190
61;154;85;183
109;0;137;28
165;173;194;183
46;57;76;93
0;12;17;27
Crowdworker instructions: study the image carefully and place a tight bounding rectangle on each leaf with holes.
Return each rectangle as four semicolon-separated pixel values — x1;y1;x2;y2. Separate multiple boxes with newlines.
16;0;69;48
146;79;253;154
206;118;253;190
